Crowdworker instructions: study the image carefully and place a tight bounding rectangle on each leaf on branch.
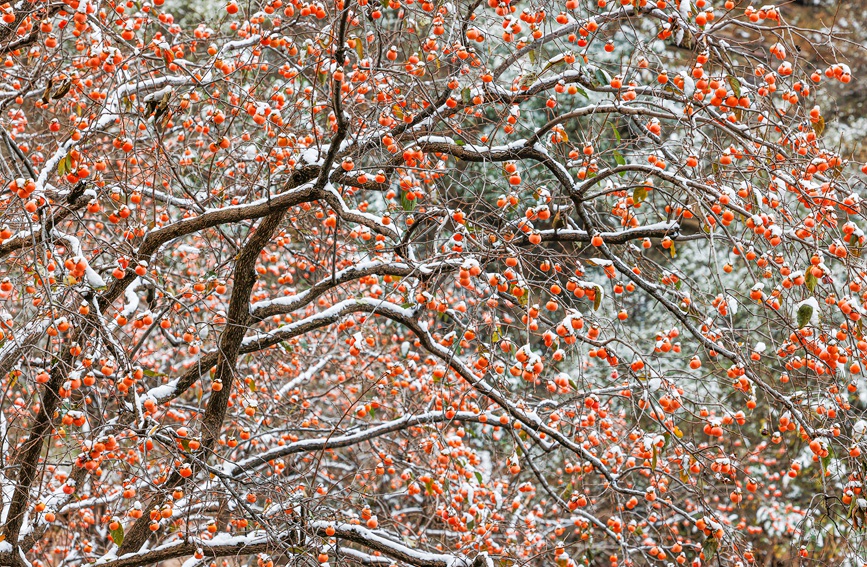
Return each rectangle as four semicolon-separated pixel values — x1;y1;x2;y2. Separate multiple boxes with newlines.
702;537;719;563
142;368;167;378
726;75;741;98
593;285;603;311
400;190;415;212
797;303;813;329
633;186;647;204
813;115;825;136
593;68;610;88
614;150;626;167
805;270;817;292
820;446;834;473
110;524;124;546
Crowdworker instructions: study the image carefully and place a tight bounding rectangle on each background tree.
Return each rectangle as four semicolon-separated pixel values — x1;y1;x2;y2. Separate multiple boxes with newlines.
0;0;865;566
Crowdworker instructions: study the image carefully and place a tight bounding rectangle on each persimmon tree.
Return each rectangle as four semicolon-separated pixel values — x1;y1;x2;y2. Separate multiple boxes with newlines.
0;0;866;566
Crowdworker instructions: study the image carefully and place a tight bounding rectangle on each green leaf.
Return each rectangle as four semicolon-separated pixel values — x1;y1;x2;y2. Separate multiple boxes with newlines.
797;303;813;329
702;538;719;563
142;368;166;378
111;524;124;546
633;186;647;204
651;447;657;470
612;124;621;143
400;190;415;212
613;151;626;167
805;270;818;292
474;471;483;484
528;49;536;65
726;75;741;98
821;448;833;473
461;87;471;105
593;68;610;87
